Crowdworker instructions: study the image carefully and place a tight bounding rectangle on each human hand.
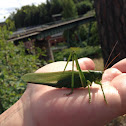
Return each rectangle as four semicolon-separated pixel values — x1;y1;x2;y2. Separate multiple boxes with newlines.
21;58;126;126
1;58;126;126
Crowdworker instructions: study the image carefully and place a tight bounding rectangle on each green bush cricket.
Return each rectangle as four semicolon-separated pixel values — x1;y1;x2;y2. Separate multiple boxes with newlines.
22;51;107;104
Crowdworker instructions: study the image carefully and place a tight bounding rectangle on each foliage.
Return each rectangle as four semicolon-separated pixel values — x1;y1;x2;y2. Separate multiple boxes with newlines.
74;24;89;46
0;26;45;113
38;3;49;24
76;22;100;47
5;18;16;31
63;27;79;47
87;22;100;46
8;0;93;29
76;1;92;15
63;22;99;47
60;0;98;48
13;5;39;28
54;46;102;61
62;0;78;19
50;0;63;15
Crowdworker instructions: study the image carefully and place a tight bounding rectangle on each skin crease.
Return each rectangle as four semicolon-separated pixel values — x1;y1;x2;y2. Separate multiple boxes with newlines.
0;58;126;126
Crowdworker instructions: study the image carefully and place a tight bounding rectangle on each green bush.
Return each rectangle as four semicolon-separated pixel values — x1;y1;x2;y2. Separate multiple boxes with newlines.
63;21;100;48
0;26;45;113
54;46;102;61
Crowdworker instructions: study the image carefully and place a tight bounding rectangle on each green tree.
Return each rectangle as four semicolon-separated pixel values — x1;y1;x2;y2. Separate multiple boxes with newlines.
50;0;63;15
62;0;78;18
13;8;26;28
6;14;16;31
76;1;92;15
45;0;52;22
38;3;47;24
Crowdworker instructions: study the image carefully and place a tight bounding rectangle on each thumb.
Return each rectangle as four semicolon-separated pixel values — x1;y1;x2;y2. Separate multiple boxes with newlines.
111;73;126;114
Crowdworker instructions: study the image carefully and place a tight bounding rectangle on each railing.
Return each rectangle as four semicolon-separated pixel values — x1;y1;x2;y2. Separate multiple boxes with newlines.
9;11;95;41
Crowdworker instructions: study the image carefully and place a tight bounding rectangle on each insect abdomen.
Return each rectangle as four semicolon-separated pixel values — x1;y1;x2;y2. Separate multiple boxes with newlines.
56;70;103;88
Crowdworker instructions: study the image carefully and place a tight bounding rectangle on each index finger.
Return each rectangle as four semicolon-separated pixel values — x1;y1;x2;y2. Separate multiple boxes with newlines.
35;58;95;73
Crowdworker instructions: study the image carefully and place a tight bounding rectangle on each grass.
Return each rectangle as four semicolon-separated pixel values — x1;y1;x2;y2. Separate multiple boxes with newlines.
92;57;104;71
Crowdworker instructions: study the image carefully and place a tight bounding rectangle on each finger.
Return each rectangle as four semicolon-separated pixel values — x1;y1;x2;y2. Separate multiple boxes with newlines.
102;68;122;84
112;58;126;73
35;58;95;73
35;61;70;73
76;58;95;70
110;73;126;113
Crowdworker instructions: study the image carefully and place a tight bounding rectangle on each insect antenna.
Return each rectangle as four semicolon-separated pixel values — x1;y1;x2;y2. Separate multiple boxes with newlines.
104;52;120;70
104;41;120;70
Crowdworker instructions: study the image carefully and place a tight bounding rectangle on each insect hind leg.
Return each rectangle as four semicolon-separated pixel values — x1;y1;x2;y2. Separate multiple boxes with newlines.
87;80;92;103
95;81;108;104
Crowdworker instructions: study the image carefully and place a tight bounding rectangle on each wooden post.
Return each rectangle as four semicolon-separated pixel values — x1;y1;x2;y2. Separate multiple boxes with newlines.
34;38;54;61
47;38;54;61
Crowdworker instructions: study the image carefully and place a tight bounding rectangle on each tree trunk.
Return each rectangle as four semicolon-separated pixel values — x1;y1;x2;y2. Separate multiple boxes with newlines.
94;0;126;67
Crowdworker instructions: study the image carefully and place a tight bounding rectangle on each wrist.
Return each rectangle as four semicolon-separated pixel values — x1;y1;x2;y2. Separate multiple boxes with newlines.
0;89;35;126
